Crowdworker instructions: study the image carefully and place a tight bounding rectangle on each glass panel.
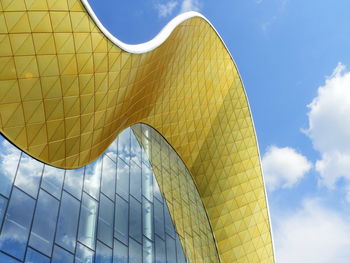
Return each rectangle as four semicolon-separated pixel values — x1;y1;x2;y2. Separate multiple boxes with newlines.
0;196;7;226
153;173;163;203
64;168;84;200
105;138;118;162
14;153;44;198
25;248;50;263
130;164;141;201
129;238;141;263
114;194;128;245
130;130;142;166
101;155;116;200
113;239;127;263
138;125;152;167
55;191;80;253
142;163;153;202
98;194;114;248
116;157;129;201
164;205;175;238
129;196;141;243
0;251;20;263
154;198;165;239
75;243;94;263
41;165;64;199
78;193;98;249
96;240;112;263
29;190;59;256
52;245;74;263
155;236;166;263
142;197;153;240
143;238;153;263
166;234;176;263
118;128;131;163
0;187;35;260
176;236;186;263
0;138;21;197
84;157;102;200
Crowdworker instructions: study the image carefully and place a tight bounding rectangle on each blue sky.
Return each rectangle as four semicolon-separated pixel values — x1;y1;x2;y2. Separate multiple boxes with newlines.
88;0;350;262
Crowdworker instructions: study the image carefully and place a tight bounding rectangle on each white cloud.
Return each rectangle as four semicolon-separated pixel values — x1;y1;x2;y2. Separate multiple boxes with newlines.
261;0;288;32
14;153;44;195
305;63;350;189
180;0;201;13
84;157;103;198
261;15;277;32
0;138;22;195
262;146;312;191
154;1;178;18
153;0;202;18
345;186;350;204
275;199;350;263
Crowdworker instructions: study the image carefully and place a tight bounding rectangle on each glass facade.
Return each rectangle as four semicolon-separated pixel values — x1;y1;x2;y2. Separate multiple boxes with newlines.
132;125;220;263
0;127;187;263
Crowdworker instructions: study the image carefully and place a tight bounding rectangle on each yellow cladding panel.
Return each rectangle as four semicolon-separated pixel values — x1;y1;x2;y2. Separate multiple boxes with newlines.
0;1;274;262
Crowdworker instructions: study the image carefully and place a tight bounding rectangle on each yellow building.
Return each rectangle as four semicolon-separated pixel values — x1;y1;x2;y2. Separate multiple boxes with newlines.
0;0;274;262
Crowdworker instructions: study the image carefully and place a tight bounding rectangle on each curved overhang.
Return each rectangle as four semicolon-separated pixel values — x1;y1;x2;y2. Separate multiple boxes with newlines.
81;0;206;54
0;0;274;262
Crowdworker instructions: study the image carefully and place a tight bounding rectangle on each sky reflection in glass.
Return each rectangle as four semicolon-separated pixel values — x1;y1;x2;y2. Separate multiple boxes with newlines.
0;127;187;263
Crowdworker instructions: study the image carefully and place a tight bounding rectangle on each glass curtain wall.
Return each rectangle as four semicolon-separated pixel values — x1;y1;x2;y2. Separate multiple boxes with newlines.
0;127;187;263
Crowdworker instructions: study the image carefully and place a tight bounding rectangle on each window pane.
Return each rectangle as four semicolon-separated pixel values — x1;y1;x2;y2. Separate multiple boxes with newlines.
129;238;141;263
64;168;84;200
164;205;175;238
52;245;73;263
78;193;98;249
25;248;50;263
41;165;64;199
113;239;127;263
130;164;141;201
116;157;129;201
130;131;142;166
166;235;176;263
129;196;141;243
96;240;112;263
98;194;114;247
143;197;153;240
0;138;21;197
155;236;166;263
84;157;102;200
14;153;44;198
0;196;7;226
75;243;94;263
55;191;80;253
139;125;152;164
176;236;186;263
101;155;116;200
142;163;153;202
143;238;153;263
29;190;59;256
114;195;128;245
154;198;165;239
0;251;20;263
105;138;117;162
153;174;163;203
118;128;131;163
0;187;35;260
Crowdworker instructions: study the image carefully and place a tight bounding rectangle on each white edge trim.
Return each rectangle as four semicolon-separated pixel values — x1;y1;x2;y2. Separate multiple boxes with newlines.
81;0;277;259
82;0;205;54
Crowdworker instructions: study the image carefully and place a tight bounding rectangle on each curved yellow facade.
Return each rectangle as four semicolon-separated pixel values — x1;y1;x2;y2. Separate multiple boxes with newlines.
0;0;274;262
